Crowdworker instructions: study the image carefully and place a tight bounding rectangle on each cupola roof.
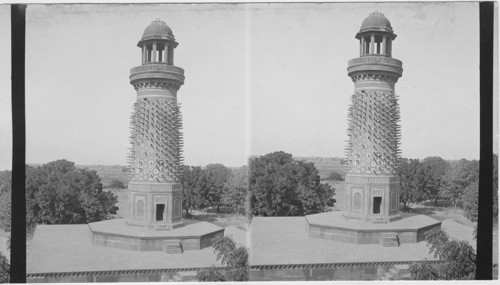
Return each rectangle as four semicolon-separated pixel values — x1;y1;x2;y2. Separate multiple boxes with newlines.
356;11;396;39
141;19;175;41
359;11;393;33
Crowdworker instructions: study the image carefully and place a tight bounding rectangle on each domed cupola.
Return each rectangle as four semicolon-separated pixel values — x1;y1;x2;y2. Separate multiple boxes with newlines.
358;11;393;34
140;19;175;41
137;19;178;65
355;11;396;57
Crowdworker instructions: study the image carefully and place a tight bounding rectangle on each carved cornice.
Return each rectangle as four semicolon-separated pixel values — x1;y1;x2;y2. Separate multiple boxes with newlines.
345;174;399;184
128;182;181;192
27;266;226;278
91;229;224;241
308;223;419;233
249;260;441;270
349;72;399;84
130;64;185;90
347;56;402;83
133;81;180;91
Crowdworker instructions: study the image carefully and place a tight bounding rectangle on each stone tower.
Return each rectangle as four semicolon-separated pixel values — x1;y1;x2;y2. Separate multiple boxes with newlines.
127;19;185;229
343;12;403;223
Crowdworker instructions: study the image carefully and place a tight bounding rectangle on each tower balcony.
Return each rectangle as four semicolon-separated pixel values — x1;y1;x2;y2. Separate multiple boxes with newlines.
347;56;403;83
130;63;185;89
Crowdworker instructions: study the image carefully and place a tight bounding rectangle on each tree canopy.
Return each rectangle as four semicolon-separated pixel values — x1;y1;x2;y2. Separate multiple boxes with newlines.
420;157;450;206
398;158;426;207
108;179;125;189
0;171;11;232
0;160;119;231
179;165;209;214
180;164;248;215
0;251;8;283
249;151;333;217
398;157;480;208
196;236;248;282
409;228;476;280
324;171;344;181
441;159;479;208
222;166;249;215
204;164;232;213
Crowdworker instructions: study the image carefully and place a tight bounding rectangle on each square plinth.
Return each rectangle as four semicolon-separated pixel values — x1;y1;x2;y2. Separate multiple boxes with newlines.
305;211;441;244
89;218;224;251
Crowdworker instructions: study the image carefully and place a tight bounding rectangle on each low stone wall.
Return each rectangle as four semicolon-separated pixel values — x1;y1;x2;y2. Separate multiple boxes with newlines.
28;271;185;283
416;223;441;242
250;264;394;281
308;223;440;244
91;228;225;251
200;230;224;249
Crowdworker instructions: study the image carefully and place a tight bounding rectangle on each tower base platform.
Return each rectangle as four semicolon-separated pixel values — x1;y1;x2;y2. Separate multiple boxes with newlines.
305;211;441;245
89;218;224;252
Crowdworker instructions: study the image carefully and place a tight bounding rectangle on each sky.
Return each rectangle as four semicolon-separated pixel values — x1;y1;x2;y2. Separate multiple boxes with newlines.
0;2;492;170
0;5;11;171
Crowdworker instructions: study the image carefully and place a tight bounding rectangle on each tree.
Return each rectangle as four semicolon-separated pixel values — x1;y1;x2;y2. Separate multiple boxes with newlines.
441;159;479;208
196;236;248;281
0;190;11;233
0;171;10;195
462;182;479;223
204;164;231;213
249;151;333;217
21;160;118;228
462;155;498;224
324;171;344;181
408;261;440;280
179;165;209;215
108;179;125;189
398;158;426;208
420;157;450;205
0;171;11;232
493;154;498;219
409;228;476;280
0;251;8;283
196;268;226;281
222;166;248;215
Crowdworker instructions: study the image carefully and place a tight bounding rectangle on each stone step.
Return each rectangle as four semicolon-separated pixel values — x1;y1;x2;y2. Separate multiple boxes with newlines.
380;232;397;238
399;273;411;280
380;232;399;247
164;239;183;254
384;264;411;280
389;268;399;277
384;272;393;280
393;264;409;273
165;248;182;254
174;271;198;281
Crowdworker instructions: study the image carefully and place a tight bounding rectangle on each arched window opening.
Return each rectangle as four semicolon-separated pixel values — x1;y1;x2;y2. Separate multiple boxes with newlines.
136;199;145;217
353;192;362;210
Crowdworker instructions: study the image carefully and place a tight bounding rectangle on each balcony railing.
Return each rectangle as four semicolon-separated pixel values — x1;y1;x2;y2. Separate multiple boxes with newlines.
347;56;403;77
130;64;185;84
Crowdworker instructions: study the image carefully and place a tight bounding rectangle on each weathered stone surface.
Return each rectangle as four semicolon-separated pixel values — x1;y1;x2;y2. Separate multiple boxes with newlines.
305;211;441;244
249;216;438;266
89;218;224;251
